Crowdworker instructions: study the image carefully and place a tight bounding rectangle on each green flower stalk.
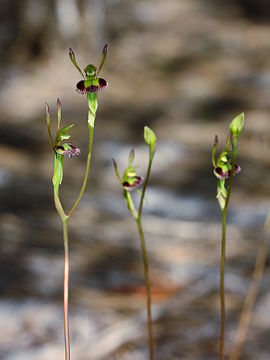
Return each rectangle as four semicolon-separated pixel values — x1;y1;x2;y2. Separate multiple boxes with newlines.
212;113;244;360
45;45;108;360
113;126;157;360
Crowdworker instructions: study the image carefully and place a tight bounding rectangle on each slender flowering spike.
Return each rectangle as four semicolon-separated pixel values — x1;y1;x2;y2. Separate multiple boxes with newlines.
48;46;108;360
69;48;85;79
113;126;157;360
212;114;244;359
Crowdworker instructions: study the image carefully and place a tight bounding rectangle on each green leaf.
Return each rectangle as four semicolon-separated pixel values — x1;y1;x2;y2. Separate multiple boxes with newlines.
217;180;227;210
55;124;74;146
230;113;244;137
52;152;64;191
87;92;98;126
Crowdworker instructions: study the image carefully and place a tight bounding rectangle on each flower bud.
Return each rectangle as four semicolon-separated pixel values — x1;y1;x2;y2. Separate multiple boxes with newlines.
230;113;244;137
144;126;157;155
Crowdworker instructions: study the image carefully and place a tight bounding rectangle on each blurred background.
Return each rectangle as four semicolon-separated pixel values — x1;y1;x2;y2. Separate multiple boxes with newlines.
1;0;270;359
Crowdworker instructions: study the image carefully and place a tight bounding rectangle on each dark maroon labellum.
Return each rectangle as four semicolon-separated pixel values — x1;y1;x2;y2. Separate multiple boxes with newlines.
76;80;87;94
122;176;144;191
65;143;81;158
98;78;108;89
55;144;81;158
214;167;229;180
76;78;108;94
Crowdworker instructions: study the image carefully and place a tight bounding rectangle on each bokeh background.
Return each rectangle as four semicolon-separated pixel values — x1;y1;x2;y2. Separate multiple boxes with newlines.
1;0;270;359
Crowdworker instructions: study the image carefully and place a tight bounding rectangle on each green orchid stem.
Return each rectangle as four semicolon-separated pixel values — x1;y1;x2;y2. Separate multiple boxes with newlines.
136;218;154;360
54;189;70;360
137;154;154;360
219;143;237;360
220;208;226;360
68;122;94;218
63;217;70;360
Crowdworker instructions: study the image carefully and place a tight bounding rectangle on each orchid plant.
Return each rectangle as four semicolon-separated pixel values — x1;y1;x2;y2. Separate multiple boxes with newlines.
45;45;108;360
212;113;244;360
113;126;157;360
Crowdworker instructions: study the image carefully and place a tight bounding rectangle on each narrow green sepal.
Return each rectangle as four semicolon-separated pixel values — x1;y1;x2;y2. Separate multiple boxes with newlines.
45;103;54;149
128;148;135;165
69;48;85;79
57;98;61;130
45;103;50;128
212;135;218;167
96;44;108;77
230;113;244;137
112;159;122;184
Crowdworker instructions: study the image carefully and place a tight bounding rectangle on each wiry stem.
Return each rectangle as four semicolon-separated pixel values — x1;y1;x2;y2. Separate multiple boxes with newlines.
136;218;154;360
220;208;226;360
63;218;70;360
68;123;94;218
137;154;154;360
